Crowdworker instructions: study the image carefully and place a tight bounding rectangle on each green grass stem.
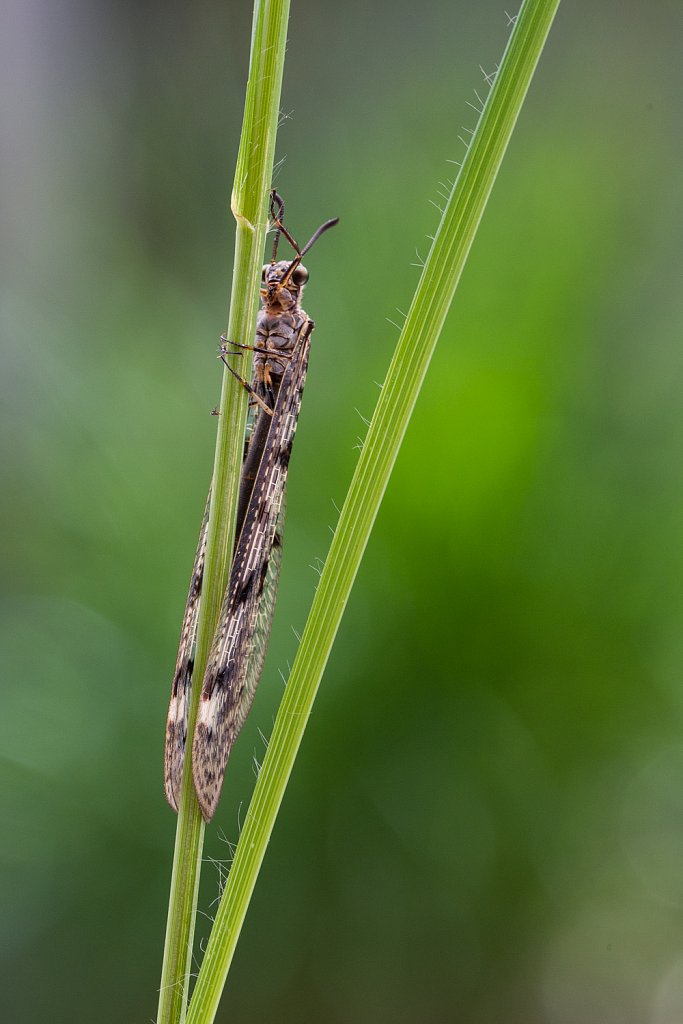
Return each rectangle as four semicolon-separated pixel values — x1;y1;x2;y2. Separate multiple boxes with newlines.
156;2;291;1022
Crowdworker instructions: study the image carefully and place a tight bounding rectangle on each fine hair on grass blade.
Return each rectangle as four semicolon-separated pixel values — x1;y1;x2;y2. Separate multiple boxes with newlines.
183;2;562;1024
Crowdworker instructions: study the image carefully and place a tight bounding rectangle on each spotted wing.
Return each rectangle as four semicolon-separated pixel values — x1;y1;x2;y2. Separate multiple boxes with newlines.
164;389;275;811
164;491;210;811
240;490;285;723
192;322;312;821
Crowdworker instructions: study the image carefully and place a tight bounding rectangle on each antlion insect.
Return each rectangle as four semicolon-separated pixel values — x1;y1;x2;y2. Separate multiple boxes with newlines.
165;191;339;822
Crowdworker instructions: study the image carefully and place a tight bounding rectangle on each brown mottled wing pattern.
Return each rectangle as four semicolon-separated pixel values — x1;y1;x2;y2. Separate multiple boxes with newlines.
240;491;285;719
192;320;313;821
164;389;275;812
164;491;210;811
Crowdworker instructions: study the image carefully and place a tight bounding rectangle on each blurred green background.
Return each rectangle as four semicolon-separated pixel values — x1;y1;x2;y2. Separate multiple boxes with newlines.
2;1;683;1021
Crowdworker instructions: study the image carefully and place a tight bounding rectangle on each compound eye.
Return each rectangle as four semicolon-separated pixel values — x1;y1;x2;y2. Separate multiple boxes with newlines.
292;264;309;286
261;265;268;283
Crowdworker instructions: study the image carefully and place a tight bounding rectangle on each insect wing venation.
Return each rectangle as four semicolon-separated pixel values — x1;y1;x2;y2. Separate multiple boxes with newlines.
164;493;210;811
163;388;276;811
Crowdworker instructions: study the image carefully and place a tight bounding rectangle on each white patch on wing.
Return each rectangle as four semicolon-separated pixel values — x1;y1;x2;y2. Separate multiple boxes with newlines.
198;698;218;726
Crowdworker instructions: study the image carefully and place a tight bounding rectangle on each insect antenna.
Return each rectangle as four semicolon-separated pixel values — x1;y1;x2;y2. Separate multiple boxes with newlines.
269;189;339;282
269;190;286;263
270;212;339;293
299;216;340;258
280;216;338;289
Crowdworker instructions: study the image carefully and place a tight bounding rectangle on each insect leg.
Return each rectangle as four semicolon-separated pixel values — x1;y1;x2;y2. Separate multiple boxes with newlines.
219;354;274;417
219;335;293;361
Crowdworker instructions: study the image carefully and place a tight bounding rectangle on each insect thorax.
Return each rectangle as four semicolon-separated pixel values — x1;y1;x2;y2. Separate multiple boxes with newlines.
254;307;308;381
